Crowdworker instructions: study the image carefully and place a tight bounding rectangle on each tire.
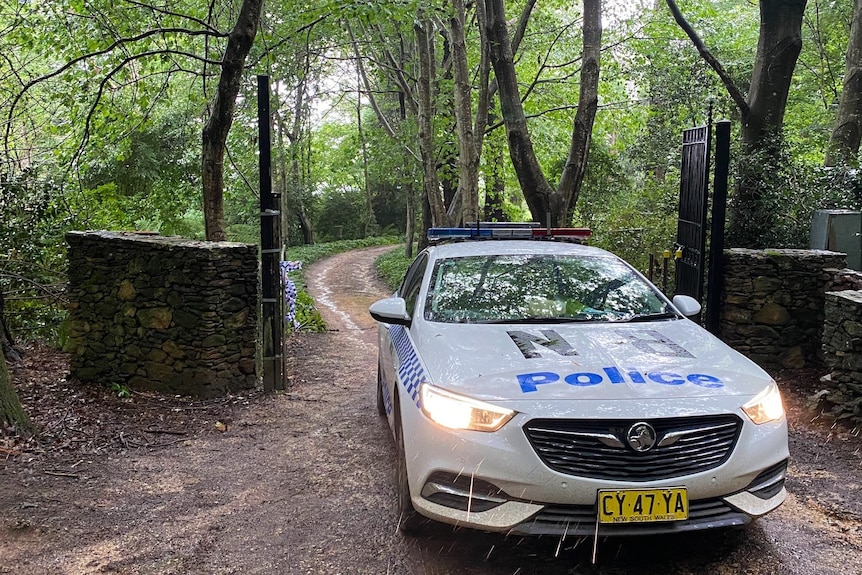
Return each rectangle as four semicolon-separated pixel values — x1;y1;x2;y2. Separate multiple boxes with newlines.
393;395;427;535
376;362;387;418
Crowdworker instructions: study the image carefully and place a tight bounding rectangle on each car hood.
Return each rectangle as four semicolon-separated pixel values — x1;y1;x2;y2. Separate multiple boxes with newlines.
410;318;773;403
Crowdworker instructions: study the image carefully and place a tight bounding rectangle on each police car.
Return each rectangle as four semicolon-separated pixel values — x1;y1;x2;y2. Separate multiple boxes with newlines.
369;224;788;536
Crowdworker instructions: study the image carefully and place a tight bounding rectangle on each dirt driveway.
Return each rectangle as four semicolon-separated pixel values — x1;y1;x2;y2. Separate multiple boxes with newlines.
2;245;861;574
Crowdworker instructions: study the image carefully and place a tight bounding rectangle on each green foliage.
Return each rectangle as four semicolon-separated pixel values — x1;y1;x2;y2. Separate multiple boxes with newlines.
374;246;415;290
111;383;132;399
728;138;862;248
294;291;326;333
0;171;68;343
580;175;679;276
786;0;856;162
313;188;375;242
285;236;402;268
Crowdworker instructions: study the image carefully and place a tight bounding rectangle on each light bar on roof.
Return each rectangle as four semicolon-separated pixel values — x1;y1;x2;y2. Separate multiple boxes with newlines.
464;222;540;229
427;225;591;241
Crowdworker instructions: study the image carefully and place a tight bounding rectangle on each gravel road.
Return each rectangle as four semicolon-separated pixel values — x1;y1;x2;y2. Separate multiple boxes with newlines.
1;245;861;574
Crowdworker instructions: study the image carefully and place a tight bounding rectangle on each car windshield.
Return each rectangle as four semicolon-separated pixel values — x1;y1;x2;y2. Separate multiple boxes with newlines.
424;254;671;324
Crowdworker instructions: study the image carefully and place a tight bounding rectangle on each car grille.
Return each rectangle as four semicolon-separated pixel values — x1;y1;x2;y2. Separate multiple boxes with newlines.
511;497;748;536
523;415;742;481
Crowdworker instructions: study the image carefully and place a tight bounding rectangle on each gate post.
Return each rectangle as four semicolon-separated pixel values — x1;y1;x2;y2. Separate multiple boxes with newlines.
706;120;731;334
259;75;283;392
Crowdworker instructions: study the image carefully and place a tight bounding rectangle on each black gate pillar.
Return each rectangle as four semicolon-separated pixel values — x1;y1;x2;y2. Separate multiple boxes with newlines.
706;120;731;334
259;75;283;391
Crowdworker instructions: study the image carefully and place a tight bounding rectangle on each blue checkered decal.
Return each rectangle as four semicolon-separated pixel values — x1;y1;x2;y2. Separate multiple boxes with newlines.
389;325;424;408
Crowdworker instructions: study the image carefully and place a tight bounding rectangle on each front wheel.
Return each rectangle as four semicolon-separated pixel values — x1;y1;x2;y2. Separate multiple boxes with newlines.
393;396;427;535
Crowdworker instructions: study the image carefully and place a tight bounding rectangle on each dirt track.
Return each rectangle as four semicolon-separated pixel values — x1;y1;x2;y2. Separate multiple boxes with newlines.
1;245;861;574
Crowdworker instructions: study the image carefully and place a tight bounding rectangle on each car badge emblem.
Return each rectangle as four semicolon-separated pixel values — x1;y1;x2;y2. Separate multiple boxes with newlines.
626;422;657;452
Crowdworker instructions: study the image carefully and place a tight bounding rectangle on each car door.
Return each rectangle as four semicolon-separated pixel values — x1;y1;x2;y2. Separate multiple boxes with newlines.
379;252;429;396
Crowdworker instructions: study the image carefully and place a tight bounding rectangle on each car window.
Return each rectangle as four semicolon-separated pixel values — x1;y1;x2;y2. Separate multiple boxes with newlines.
423;254;668;324
400;253;428;317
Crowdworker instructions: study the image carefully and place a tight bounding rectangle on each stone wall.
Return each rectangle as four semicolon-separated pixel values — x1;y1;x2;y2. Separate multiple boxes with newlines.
720;248;846;369
825;268;862;292
65;231;258;397
822;291;862;421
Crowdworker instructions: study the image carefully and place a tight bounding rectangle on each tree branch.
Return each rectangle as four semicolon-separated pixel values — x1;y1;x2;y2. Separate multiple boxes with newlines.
371;22;419;116
68;50;221;169
4;27;227;150
120;0;222;34
346;21;421;162
665;0;750;117
521;18;579;104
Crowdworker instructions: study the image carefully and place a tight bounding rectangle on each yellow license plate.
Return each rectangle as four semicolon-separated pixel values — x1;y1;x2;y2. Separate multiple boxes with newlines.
597;488;688;524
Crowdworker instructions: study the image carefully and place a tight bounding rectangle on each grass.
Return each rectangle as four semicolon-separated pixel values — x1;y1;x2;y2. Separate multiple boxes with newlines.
374;244;416;291
285;236;402;268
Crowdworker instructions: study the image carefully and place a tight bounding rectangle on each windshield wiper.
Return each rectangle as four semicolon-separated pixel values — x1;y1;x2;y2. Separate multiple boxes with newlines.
618;312;681;323
482;316;595;325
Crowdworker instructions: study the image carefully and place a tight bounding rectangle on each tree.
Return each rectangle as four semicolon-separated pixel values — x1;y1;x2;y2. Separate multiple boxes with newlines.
202;0;264;241
485;0;602;226
0;336;34;436
2;0;277;242
827;0;862;167
347;12;427;247
449;0;484;225
415;10;447;228
666;0;809;247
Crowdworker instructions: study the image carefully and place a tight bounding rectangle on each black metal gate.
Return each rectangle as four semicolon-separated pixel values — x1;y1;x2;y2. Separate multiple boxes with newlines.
675;124;712;302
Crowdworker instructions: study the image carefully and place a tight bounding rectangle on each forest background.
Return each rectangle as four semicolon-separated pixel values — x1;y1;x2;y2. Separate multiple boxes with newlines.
1;0;861;351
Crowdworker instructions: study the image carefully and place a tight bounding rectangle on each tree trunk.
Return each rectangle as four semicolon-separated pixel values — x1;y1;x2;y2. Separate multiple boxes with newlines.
484;144;507;221
485;0;554;222
742;0;807;149
826;0;862;167
0;346;34;436
0;287;18;363
667;0;807;247
730;0;806;246
448;0;481;225
486;0;601;226
275;101;291;248
415;14;447;227
201;0;263;241
298;203;314;245
419;192;432;251
357;64;377;237
556;0;602;226
405;180;415;259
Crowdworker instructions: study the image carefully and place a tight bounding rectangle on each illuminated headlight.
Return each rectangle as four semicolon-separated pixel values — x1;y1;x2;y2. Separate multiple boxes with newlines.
419;383;515;432
742;383;785;425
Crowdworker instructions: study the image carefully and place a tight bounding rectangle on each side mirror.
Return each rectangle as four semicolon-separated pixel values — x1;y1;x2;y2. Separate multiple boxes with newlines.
672;294;701;317
369;297;412;326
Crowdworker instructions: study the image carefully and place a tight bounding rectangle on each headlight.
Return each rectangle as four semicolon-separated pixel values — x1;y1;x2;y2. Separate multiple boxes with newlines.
419;383;515;432
742;383;785;424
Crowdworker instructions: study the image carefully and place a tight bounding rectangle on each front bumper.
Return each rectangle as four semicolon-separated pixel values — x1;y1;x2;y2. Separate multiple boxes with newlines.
412;460;787;536
400;397;789;535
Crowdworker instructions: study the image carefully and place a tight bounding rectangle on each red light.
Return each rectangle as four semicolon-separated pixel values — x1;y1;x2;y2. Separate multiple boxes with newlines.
532;228;592;239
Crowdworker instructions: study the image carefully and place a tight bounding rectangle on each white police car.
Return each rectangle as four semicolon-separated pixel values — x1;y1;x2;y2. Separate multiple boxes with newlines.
369;225;788;536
